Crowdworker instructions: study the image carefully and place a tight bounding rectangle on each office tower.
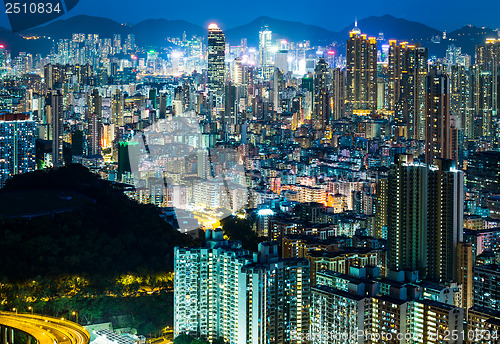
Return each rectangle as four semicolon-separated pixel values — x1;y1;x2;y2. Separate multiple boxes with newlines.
174;230;310;343
88;89;102;156
457;242;473;312
259;26;273;80
391;43;428;140
0;113;36;187
425;69;457;165
375;178;388;239
346;23;377;115
331;68;345;120
274;49;288;73
233;57;244;85
47;90;64;167
207;23;226;96
387;154;428;276
474;38;500;138
473;264;500;311
426;159;464;283
313;58;330;133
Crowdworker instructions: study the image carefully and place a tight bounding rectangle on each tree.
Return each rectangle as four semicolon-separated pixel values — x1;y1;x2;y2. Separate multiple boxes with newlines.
221;216;261;251
173;334;194;344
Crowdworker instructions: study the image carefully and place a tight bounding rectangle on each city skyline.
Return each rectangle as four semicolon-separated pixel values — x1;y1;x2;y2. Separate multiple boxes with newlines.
0;1;500;33
1;4;500;344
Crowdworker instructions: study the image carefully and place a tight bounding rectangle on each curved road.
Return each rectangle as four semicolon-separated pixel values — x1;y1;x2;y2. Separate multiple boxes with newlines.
0;312;90;344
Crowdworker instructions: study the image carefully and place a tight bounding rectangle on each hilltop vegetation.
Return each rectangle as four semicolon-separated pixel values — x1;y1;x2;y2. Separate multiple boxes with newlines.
0;164;194;282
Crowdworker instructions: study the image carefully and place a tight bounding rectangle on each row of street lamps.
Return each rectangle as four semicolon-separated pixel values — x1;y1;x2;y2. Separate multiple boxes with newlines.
11;308;78;323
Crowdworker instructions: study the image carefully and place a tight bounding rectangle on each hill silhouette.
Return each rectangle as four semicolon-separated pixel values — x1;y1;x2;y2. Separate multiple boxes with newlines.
225;16;337;46
0;164;194;282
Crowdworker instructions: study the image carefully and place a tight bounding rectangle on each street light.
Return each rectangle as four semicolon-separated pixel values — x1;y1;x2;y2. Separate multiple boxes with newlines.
28;306;33;314
12;308;17;315
72;311;78;324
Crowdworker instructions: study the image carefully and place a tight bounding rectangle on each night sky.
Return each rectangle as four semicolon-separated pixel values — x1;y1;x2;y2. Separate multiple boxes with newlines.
0;0;498;32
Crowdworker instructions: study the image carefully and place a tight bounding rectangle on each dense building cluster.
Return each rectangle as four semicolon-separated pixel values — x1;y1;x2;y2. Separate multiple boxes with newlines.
1;19;500;343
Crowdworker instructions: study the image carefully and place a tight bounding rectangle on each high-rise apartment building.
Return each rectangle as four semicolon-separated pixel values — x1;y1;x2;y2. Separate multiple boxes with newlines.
474;38;500;138
0;112;36;187
387;154;428;276
425;69;457;165
449;65;475;140
346;24;377;115
473;264;500;311
174;229;251;342
375;178;388;239
386;155;464;282
87;89;102;156
390;41;428;140
174;229;310;344
466;151;500;195
310;267;465;343
457;242;473;312
47;90;64;167
331;68;345;120
313;58;330;133
426;158;464;283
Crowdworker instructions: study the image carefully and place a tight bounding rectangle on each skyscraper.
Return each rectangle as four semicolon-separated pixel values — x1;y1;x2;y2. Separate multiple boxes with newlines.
88;89;102;156
331;68;345;121
47;90;64;167
207;23;226;97
457;242;473;312
449;65;475;140
425;69;457;165
174;229;310;344
313;58;330;133
0;112;36;187
387;154;428;276
375;178;388;239
386;155;464;282
346;23;377;115
390;42;428;140
259;26;273;81
426;158;464;283
474;38;500;138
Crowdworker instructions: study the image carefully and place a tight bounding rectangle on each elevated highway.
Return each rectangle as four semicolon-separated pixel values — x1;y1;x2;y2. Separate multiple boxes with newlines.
0;312;90;344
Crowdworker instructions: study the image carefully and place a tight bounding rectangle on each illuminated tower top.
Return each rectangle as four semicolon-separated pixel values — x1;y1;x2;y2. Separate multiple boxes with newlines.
351;18;361;36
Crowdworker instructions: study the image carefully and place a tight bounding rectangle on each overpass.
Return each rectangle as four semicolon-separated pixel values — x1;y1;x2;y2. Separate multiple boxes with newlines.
0;312;90;344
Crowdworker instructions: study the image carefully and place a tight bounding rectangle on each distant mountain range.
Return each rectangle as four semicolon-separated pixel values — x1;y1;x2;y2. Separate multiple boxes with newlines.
0;14;497;58
225;16;337;46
